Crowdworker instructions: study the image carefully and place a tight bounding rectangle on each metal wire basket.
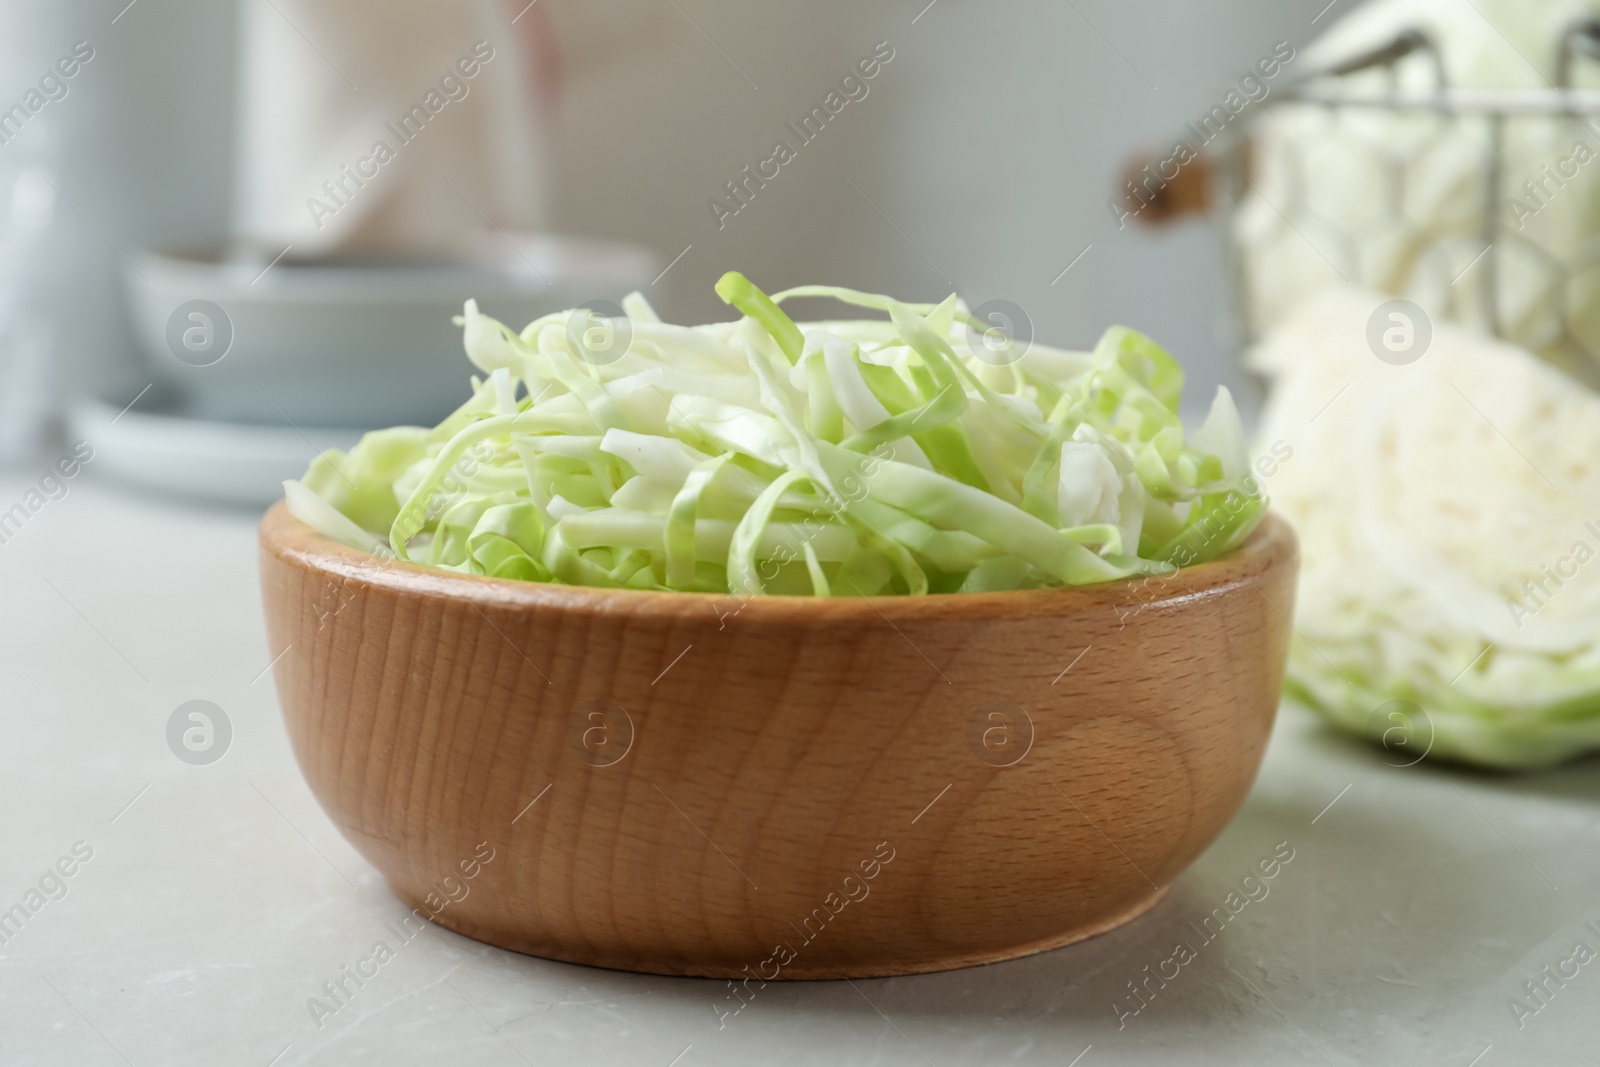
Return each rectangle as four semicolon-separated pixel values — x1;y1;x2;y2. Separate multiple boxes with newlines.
1140;19;1600;387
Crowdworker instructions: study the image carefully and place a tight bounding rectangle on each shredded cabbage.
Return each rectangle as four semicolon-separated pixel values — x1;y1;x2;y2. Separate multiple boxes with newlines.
285;273;1264;597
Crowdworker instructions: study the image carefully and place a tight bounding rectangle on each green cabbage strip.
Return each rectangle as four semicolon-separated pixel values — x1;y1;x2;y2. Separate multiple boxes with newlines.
666;455;730;588
285;274;1264;596
715;271;804;364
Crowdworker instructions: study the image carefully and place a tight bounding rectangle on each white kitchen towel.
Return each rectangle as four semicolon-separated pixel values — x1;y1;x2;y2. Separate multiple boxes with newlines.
234;0;547;261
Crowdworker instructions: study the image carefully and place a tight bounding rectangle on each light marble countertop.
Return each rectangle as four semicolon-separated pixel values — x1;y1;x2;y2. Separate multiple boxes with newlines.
1;472;1596;1066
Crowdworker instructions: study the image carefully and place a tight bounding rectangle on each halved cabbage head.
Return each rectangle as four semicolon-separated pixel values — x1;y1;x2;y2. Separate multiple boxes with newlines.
1251;289;1600;769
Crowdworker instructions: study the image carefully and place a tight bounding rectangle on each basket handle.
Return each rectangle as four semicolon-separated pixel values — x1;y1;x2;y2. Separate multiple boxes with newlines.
1117;28;1446;228
1315;28;1448;90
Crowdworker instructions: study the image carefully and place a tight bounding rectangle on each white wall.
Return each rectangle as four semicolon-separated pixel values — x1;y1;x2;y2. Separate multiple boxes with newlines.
545;0;1345;416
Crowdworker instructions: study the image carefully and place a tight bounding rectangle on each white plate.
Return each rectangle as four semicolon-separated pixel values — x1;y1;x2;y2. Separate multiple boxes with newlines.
68;396;358;507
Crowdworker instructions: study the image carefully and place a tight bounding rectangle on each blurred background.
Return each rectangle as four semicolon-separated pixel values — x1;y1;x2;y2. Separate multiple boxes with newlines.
0;0;1313;479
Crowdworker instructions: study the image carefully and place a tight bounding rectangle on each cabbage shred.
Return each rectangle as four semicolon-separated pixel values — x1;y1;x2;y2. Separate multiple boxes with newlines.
286;273;1263;596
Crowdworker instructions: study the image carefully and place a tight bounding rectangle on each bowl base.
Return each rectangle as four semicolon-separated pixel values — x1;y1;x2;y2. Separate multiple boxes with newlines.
396;884;1169;980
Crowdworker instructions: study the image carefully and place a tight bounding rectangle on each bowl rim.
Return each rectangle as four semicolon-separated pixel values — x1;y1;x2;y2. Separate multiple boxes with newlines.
260;501;1296;623
129;239;657;305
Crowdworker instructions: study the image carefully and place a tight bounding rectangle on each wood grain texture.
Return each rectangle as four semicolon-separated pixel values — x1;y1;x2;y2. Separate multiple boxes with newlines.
259;503;1297;979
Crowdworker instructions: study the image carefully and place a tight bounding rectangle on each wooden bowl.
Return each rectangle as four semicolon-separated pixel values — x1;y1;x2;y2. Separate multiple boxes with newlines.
259;504;1296;979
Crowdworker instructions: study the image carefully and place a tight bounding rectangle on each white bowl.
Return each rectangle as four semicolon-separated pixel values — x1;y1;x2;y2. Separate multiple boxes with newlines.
125;236;656;427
